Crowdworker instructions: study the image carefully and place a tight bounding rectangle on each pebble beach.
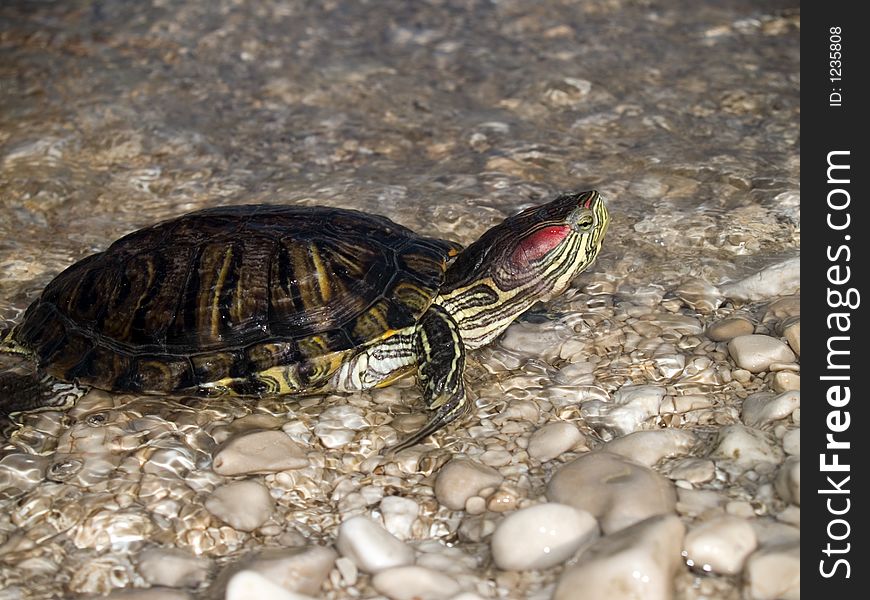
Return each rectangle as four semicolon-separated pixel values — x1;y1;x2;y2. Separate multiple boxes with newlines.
0;1;800;599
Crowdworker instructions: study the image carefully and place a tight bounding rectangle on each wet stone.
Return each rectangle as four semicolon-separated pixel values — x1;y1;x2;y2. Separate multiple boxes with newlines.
212;430;309;476
741;391;800;428
490;503;598;571
336;516;415;574
706;316;754;342
602;429;696;467
744;541;800;600
727;335;796;373
231;547;337;596
774;457;800;506
204;480;275;532
553;515;685;600
547;452;677;534
371;566;461;600
781;318;800;355
782;428;800;456
434;458;504;511
666;458;716;484
138;548;211;587
711;425;783;469
772;371;800;393
720;258;800;302
683;515;757;575
527;421;585;462
379;496;419;540
582;385;664;437
225;571;318;600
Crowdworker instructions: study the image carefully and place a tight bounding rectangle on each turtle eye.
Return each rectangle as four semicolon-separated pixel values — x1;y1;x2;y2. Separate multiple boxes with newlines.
576;215;594;231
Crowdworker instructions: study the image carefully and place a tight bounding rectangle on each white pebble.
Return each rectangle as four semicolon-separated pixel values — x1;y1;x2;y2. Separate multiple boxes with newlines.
782;428;800;455
205;481;274;532
744;541;800;600
212;430;309;476
706;317;754;341
666;458;715;484
547;452;676;534
528;422;584;461
582;385;664;436
434;458;504;511
719;257;800;301
741;391;800;427
781;318;800;355
238;547;337;596
380;496;419;540
225;570;317;600
775;457;800;506
553;515;685;600
103;590;191;600
313;406;369;448
772;371;800;393
491;503;598;570
727;335;796;373
372;566;461;600
603;429;696;467
336;516;414;573
683;516;757;574
138;548;210;587
711;425;783;468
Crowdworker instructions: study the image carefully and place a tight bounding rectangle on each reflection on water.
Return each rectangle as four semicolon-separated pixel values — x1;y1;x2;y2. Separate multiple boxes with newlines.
1;0;798;598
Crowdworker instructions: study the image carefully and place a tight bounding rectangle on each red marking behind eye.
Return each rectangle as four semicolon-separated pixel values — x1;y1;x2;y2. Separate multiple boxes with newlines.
511;225;570;266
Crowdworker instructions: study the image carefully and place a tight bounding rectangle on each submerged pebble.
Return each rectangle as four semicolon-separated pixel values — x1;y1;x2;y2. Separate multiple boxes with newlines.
225;571;318;600
212;430;309;475
434;458;504;511
547;452;676;534
527;421;585;461
602;429;696;467
727;335;796;373
490;503;598;570
138;548;211;587
336;516;415;573
204;481;275;532
683;515;757;574
744;541;800;600
553;515;685;600
371;565;462;600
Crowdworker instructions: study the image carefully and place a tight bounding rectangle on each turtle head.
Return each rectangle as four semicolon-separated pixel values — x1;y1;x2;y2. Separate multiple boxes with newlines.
439;190;609;348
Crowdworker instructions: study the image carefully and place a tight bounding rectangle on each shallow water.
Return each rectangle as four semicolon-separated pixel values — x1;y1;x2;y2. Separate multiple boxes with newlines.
1;1;798;599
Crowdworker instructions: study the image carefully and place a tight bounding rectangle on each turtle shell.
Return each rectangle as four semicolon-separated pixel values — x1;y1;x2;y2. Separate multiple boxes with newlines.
15;205;457;395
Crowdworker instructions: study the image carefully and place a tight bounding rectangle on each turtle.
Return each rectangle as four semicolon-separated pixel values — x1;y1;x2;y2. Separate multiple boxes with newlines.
0;190;609;450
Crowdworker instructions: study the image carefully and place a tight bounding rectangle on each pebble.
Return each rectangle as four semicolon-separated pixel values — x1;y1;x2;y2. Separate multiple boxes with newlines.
582;385;665;437
711;425;783;468
204;481;275;532
490;503;598;570
683;515;757;574
553;515;685;600
780;318;800;355
743;541;800;600
138;548;211;587
99;590;192;600
313;405;369;448
372;566;461;600
434;458;504;511
774;457;800;506
336;516;415;573
772;371;800;393
380;496;419;540
234;547;337;596
719;257;800;301
727;335;796;373
666;458;716;484
706;316;754;341
672;277;722;312
602;429;696;467
547;452;677;534
741;391;800;428
225;571;318;600
212;430;309;476
527;422;584;461
782;428;800;455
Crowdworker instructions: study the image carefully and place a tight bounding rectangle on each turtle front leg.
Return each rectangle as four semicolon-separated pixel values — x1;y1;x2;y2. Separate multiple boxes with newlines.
392;304;470;452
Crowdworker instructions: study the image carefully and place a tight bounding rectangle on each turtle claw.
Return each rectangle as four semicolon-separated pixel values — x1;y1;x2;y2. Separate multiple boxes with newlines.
387;388;469;454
